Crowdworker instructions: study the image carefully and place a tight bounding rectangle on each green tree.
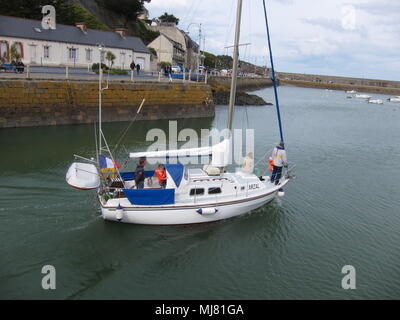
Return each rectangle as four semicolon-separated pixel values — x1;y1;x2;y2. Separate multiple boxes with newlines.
96;0;151;22
215;55;233;69
158;61;171;68
105;51;116;68
148;47;157;56
202;51;216;69
158;12;179;25
10;44;22;61
0;0;108;30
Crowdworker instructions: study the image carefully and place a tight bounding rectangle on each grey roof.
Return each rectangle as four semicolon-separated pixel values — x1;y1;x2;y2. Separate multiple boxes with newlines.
0;15;150;54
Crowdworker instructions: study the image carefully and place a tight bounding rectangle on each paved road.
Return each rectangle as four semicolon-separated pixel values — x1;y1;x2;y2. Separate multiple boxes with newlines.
0;66;209;83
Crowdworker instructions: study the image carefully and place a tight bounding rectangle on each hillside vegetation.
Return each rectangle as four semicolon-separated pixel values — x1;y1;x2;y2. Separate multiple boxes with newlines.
0;0;159;43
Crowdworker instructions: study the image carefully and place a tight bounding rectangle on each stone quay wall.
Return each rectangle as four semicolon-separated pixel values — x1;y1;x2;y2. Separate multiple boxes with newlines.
0;80;214;128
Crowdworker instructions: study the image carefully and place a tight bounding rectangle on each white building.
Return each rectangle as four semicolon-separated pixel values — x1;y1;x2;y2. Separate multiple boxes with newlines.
148;22;199;71
147;34;186;67
0;15;151;70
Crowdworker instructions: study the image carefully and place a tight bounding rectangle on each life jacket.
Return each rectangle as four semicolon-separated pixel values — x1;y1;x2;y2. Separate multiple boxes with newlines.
155;168;167;184
268;157;274;171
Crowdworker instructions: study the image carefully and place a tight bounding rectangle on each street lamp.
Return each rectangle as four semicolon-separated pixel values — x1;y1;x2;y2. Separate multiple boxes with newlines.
187;23;202;74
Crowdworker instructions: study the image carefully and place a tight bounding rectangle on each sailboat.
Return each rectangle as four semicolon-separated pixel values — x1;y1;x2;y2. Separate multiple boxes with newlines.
66;0;291;225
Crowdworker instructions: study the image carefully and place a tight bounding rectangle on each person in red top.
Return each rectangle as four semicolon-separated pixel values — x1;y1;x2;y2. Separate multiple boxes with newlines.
155;164;167;189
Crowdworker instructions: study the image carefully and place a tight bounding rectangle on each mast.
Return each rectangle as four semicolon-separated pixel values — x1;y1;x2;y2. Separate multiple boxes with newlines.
263;0;284;142
226;0;243;138
98;45;103;155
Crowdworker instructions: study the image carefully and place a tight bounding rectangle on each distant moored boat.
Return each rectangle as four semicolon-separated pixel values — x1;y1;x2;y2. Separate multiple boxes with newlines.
368;99;383;104
355;94;371;99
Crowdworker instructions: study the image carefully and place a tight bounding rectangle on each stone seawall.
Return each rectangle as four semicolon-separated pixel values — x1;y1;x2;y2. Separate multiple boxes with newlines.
0;80;214;128
281;80;400;95
209;76;273;91
278;72;400;90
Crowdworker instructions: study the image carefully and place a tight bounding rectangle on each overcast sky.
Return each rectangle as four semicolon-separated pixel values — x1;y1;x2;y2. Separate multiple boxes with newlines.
147;0;399;81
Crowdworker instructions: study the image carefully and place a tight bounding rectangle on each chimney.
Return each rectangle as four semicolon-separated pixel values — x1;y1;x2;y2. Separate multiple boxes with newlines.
75;22;87;33
115;28;127;38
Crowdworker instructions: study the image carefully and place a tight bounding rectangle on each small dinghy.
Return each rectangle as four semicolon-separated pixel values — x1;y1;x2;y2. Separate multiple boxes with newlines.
66;162;100;190
388;97;400;102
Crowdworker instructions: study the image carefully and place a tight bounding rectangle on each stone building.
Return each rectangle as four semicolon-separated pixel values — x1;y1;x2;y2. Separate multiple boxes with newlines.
147;22;199;71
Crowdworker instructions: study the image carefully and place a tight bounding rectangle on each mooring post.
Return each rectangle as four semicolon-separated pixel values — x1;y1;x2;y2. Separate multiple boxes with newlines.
26;65;30;78
158;71;161;82
131;70;134;82
65;66;69;79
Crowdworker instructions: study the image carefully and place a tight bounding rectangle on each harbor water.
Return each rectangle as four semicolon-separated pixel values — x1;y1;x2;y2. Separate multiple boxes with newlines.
1;85;399;299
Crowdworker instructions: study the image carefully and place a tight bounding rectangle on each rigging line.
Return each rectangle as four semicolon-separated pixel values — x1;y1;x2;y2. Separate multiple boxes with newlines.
248;0;252;63
262;0;284;143
223;0;237;49
112;98;146;155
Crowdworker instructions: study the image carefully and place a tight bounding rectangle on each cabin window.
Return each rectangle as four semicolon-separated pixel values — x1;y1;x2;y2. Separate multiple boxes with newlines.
190;188;204;196
208;187;222;194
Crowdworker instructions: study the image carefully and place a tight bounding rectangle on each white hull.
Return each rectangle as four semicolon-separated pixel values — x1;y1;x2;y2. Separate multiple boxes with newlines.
355;94;371;99
101;178;289;225
368;99;383;104
101;189;278;225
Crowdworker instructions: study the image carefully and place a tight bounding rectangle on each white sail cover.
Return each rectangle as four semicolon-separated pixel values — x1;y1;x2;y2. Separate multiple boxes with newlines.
130;139;231;167
66;162;100;190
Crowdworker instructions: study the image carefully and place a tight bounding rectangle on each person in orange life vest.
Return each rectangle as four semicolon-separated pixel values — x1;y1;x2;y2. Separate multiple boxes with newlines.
155;164;167;189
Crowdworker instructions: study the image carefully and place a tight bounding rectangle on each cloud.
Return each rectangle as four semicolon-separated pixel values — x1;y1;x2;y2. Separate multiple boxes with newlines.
144;0;400;80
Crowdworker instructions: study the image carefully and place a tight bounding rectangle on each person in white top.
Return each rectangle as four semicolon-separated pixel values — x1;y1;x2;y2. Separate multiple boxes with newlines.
242;152;254;173
271;141;287;185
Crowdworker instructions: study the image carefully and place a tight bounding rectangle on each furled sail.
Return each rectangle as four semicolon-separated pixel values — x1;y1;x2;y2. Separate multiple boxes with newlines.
129;139;230;162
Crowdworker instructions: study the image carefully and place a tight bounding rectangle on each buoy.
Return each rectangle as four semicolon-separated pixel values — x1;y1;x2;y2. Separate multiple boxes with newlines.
197;208;218;215
277;188;285;197
115;204;124;221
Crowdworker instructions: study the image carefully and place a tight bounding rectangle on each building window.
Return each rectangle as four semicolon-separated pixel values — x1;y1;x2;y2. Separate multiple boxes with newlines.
14;42;24;58
0;41;9;61
120;52;126;68
85;49;91;61
190;188;204;196
43;46;50;59
68;48;77;60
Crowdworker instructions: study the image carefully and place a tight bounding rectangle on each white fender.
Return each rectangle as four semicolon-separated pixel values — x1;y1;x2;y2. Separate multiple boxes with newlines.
197;208;218;215
115;205;124;221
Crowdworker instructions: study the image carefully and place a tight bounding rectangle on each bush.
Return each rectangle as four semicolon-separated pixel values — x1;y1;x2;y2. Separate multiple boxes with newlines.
92;63;109;72
158;61;171;68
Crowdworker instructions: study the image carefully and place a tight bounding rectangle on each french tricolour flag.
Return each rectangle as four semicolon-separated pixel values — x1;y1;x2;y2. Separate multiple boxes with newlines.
99;155;121;169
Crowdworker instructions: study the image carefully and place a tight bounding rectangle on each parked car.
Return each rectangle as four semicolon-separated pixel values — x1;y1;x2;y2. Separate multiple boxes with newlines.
171;65;181;73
